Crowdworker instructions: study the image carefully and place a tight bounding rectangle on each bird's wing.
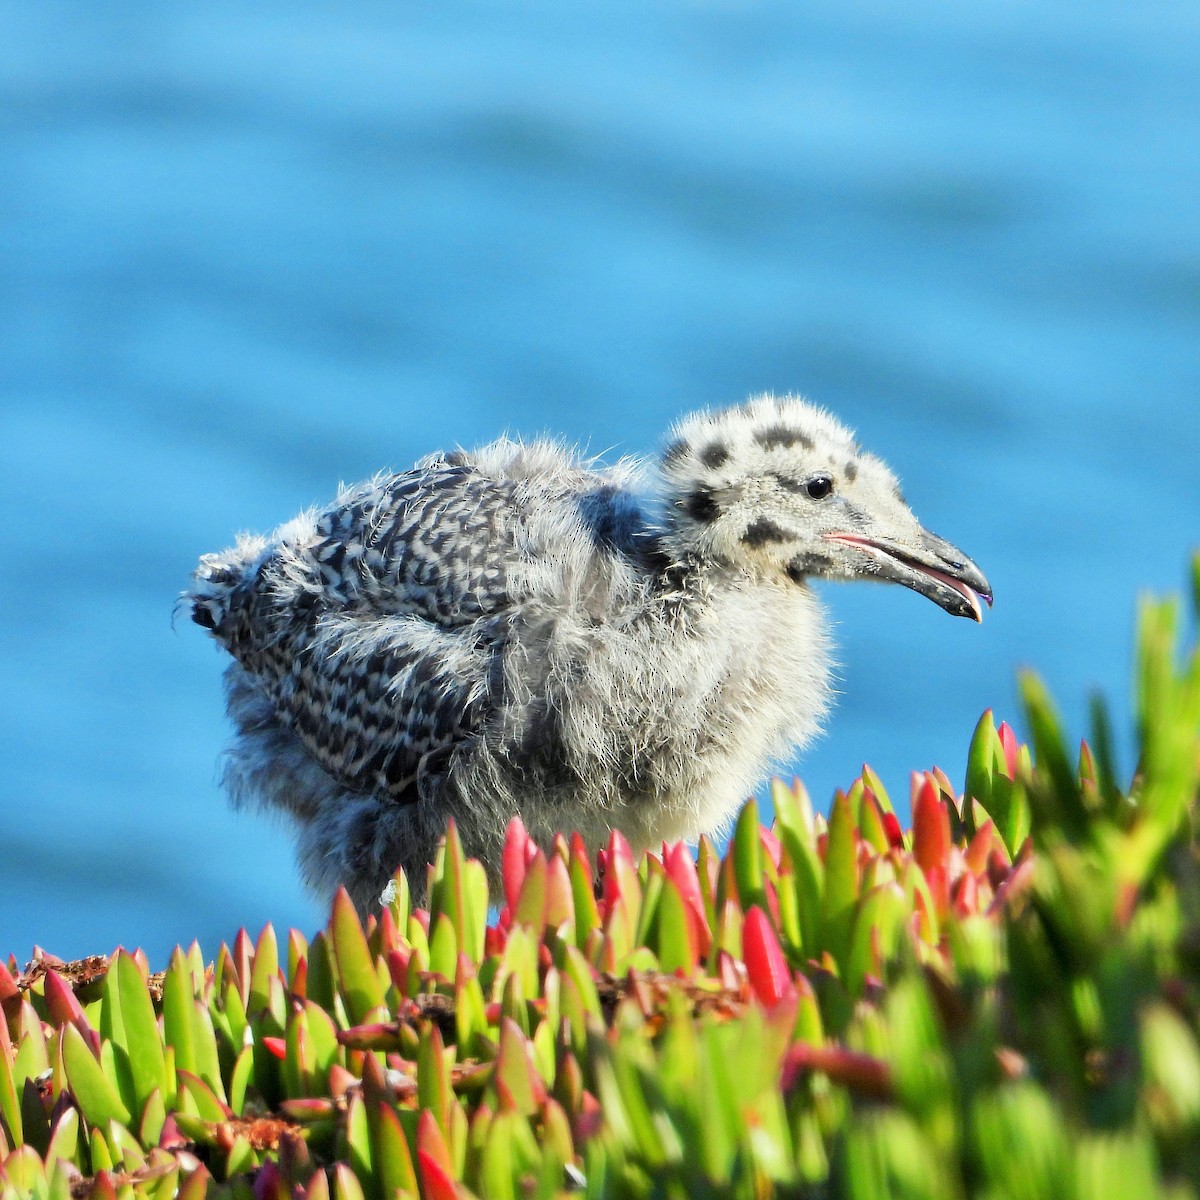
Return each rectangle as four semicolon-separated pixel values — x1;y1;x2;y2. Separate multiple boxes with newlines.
197;462;522;800
254;608;497;799
304;462;521;624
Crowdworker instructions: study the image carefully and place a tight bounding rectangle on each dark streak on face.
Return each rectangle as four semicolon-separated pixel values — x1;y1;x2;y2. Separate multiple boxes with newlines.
741;517;793;547
844;461;858;482
700;441;730;469
785;551;834;583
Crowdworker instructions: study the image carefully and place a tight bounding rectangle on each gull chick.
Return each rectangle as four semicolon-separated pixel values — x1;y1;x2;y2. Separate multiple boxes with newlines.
186;394;991;909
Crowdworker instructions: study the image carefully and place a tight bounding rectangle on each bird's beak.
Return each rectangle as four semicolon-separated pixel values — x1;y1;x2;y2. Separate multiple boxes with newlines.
823;528;993;621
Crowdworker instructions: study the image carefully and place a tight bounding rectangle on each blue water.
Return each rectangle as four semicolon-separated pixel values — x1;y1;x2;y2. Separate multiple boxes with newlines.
2;2;1197;966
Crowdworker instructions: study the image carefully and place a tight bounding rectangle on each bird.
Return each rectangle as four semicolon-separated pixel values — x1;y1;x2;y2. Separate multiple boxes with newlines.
186;394;991;911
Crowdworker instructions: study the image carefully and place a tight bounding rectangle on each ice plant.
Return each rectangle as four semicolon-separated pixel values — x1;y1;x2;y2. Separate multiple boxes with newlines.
1;554;1198;1198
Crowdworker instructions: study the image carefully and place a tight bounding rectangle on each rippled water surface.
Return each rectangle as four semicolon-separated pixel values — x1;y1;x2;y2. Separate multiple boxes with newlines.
2;2;1197;963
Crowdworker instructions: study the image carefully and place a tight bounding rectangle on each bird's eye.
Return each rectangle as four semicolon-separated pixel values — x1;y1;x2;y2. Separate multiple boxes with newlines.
805;474;834;500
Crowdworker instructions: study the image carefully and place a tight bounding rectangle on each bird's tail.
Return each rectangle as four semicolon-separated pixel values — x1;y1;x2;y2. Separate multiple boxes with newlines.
183;534;270;640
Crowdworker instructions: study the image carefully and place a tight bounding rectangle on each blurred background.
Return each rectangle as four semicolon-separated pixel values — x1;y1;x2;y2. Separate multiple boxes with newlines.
2;1;1197;965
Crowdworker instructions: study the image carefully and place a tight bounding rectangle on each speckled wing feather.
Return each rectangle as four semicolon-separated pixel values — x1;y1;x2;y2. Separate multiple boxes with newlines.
197;461;523;801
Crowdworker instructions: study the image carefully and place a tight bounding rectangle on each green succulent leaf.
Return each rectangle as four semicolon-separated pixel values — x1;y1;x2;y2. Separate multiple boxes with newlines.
330;891;388;1023
732;797;767;913
60;1023;131;1130
112;952;167;1116
822;790;858;973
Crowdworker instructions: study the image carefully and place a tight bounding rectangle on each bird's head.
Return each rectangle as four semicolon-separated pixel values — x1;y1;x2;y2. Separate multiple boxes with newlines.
658;394;992;620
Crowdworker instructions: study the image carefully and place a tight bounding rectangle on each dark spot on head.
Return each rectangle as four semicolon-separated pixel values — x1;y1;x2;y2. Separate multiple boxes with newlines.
844;461;858;482
662;439;689;467
741;517;793;547
700;441;729;469
685;488;721;523
756;425;813;452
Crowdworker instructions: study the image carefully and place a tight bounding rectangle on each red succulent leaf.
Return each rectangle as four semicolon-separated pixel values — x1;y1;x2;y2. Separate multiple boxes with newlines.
0;961;17;1003
43;967;88;1030
716;949;748;997
261;1036;287;1060
328;1064;358;1100
952;871;978;917
758;825;783;869
912;773;951;876
986;845;1013;890
925;864;950;918
781;1043;893;1100
90;1174;119;1200
386;948;411;993
575;1090;604;1140
965;821;996;875
157;1115;190;1151
997;721;1021;779
602;830;638;912
881;811;905;850
743;906;796;1006
663;842;712;954
416;1151;460;1200
416;1107;455;1174
337;1021;401;1051
374;904;398;954
289;956;308;999
485;924;507;956
931;765;957;802
502;818;530;914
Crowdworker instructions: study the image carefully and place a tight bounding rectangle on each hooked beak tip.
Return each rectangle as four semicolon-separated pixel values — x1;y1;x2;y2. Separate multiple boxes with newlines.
825;530;992;622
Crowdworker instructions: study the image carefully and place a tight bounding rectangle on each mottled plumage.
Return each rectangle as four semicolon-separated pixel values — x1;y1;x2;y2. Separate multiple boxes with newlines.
187;395;991;910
